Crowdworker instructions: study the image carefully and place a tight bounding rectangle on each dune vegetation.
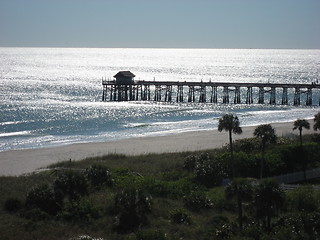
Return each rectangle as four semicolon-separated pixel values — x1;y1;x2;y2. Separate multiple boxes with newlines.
1;128;320;240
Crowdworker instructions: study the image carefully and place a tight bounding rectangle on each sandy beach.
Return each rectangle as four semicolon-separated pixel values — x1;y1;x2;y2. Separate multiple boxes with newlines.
0;121;316;176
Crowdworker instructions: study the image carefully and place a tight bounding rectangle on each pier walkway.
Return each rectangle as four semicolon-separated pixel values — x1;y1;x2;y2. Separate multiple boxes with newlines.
102;79;320;106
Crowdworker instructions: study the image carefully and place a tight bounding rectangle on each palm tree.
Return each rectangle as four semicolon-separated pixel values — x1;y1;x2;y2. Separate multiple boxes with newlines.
293;119;310;147
253;124;276;179
225;178;253;229
293;119;310;180
254;179;285;230
218;114;242;178
314;112;320;131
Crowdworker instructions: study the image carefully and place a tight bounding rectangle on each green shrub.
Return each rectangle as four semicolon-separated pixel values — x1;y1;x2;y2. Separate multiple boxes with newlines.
113;188;152;233
287;186;320;212
53;171;88;201
233;138;259;153
85;165;113;189
169;208;191;225
232;152;259;178
59;199;100;222
21;208;50;221
25;184;62;215
194;153;226;187
142;177;170;197
183;155;197;170
135;229;167;240
184;190;212;211
4;197;22;212
167;177;199;198
272;212;320;240
70;235;104;240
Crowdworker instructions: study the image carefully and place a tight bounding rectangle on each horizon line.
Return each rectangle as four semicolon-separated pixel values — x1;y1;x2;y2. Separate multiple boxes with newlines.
1;46;320;51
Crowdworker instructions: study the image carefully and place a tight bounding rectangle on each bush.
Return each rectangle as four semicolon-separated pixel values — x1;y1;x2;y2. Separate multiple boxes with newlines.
170;208;191;225
21;208;50;221
233;138;259;153
113;188;152;233
142;177;170;198
184;190;212;211
135;229;167;240
183;155;197;170
167;177;199;198
59;199;100;222
232;152;259;178
25;184;62;215
287;186;320;212
194;153;227;187
4;197;22;212
85;165;113;189
272;211;320;240
53;171;88;201
70;235;104;240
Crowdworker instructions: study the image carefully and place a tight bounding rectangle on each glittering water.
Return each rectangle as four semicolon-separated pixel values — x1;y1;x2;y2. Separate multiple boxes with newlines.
1;48;320;151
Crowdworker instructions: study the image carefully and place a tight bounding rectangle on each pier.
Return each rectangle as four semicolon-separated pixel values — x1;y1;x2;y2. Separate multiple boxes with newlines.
102;72;320;106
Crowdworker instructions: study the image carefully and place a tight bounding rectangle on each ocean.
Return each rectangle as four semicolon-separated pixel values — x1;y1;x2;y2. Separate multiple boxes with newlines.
1;48;320;152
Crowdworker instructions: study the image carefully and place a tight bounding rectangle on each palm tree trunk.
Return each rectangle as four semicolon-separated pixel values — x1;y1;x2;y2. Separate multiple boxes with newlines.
260;142;265;179
299;129;302;147
299;129;306;180
229;129;235;178
238;197;243;229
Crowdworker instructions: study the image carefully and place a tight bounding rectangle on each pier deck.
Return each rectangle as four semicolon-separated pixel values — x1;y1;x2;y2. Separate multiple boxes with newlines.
102;79;320;106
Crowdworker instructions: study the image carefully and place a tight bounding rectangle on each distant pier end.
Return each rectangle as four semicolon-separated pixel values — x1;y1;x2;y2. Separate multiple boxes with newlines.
102;72;320;106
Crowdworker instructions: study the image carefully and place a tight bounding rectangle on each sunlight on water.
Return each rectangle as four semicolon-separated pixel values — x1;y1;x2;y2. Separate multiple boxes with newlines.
0;48;320;151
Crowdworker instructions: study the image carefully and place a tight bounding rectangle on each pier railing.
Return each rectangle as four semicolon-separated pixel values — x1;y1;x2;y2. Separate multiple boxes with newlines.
102;79;320;106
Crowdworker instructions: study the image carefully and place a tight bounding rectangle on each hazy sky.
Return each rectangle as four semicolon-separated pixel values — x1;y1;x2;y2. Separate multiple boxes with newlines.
0;0;319;49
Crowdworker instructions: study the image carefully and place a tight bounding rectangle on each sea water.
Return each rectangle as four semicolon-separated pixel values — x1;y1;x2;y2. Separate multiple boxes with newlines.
1;48;320;151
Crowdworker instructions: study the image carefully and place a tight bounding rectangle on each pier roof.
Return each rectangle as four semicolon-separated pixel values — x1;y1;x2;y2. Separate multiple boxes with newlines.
113;71;135;78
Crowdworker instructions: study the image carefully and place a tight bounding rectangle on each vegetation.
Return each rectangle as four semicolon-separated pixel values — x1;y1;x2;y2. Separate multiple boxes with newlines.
293;119;310;147
1;117;320;239
253;124;277;179
218;114;242;178
293;119;310;180
314;112;320;131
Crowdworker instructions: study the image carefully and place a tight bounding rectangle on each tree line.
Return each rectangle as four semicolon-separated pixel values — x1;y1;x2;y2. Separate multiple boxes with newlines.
218;112;320;180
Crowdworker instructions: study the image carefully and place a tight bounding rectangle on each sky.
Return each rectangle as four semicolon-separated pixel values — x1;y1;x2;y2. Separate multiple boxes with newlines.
0;0;319;49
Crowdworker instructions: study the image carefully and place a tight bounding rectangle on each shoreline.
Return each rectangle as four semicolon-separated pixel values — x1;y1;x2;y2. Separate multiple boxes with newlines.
0;120;316;176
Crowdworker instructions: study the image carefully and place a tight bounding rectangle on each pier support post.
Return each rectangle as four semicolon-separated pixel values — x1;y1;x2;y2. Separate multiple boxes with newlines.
294;87;301;105
234;87;241;104
113;85;117;101
188;86;195;102
211;86;218;103
124;85;129;101
306;88;312;106
246;87;253;104
135;85;139;101
281;87;288;105
102;87;106;101
165;85;173;102
110;85;114;101
199;85;207;103
154;85;162;101
141;85;146;100
177;85;184;102
223;86;229;104
270;87;276;105
258;87;264;104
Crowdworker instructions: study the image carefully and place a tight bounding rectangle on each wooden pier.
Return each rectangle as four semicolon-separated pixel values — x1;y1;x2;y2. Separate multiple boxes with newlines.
102;74;320;106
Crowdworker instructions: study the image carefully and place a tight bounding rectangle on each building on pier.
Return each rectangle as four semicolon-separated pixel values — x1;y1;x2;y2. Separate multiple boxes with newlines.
114;71;135;85
102;72;320;106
